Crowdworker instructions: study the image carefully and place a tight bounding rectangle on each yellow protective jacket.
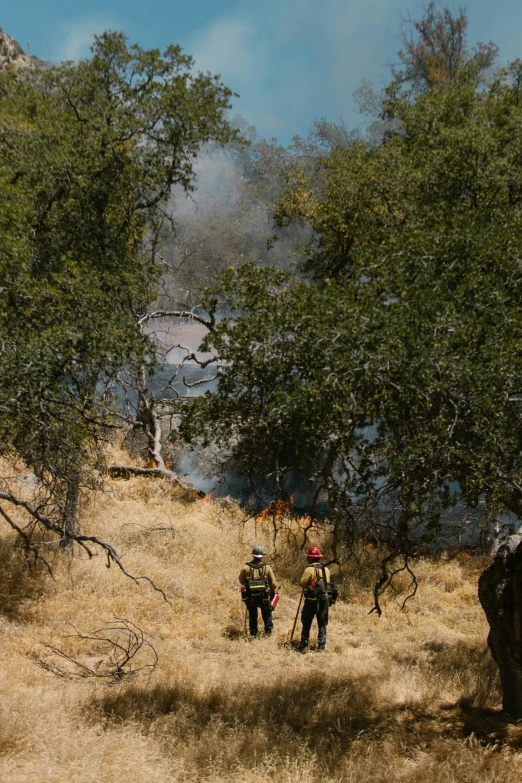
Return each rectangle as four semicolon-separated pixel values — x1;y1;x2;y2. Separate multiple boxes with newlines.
239;561;277;593
300;563;331;591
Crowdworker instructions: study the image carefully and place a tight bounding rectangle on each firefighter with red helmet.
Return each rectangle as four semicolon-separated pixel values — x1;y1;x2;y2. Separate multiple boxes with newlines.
298;546;332;652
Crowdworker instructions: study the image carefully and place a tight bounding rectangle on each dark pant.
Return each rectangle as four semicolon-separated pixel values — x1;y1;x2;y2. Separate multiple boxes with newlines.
300;600;328;648
247;600;273;636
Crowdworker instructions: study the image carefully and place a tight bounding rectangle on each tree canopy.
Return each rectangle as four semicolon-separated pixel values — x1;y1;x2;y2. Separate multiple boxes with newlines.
0;32;238;544
181;55;522;603
393;1;498;91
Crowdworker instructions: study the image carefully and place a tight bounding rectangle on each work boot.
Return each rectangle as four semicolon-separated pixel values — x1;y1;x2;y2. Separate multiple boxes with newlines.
297;641;308;653
317;645;326;652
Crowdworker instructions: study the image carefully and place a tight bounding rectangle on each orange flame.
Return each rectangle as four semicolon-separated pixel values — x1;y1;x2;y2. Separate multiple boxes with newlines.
255;499;293;524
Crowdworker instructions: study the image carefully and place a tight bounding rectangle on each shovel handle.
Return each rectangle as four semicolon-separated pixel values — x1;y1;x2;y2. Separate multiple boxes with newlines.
290;591;304;644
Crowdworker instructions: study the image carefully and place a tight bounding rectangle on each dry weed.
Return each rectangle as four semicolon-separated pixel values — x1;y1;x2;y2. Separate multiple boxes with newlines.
0;458;519;782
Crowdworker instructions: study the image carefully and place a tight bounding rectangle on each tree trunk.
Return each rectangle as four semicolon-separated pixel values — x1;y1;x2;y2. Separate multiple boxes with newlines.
60;467;81;547
136;367;166;470
478;526;522;715
482;489;501;556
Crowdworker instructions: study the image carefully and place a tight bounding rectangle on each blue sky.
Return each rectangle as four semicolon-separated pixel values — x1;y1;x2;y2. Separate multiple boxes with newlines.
3;1;522;143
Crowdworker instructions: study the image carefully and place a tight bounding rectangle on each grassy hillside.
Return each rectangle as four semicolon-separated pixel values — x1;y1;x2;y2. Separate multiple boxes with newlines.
0;450;520;783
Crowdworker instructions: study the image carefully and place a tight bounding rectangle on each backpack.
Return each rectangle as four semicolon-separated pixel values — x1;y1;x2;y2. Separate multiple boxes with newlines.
305;564;338;607
242;562;270;605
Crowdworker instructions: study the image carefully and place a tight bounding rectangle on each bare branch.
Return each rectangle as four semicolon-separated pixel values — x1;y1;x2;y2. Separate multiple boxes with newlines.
164;347;220;369
183;372;220;389
0;491;171;601
0;492;63;535
0;504;54;577
27;618;158;682
137;309;215;330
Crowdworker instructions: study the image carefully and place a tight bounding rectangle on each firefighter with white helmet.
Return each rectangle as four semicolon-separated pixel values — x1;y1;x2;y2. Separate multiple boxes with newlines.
239;545;277;637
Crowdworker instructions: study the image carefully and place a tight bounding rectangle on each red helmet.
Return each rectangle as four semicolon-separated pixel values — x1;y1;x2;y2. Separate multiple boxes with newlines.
307;547;322;558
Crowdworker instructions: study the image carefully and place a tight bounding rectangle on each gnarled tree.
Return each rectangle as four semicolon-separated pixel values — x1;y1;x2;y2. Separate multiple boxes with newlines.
0;32;239;565
179;16;522;711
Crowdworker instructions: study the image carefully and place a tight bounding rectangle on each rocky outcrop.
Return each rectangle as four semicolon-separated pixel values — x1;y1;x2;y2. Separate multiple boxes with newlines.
0;28;35;71
479;527;522;715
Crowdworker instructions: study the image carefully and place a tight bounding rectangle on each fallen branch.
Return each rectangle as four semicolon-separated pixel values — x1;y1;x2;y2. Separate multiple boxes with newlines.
106;465;204;497
27;617;158;682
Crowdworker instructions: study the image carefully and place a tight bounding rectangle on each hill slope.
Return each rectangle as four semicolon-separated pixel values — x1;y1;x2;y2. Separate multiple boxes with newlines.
0;453;518;783
0;28;35;71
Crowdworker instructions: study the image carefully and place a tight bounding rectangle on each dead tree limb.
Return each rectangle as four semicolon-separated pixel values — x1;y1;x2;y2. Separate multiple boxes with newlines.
27;617;158;682
0;504;54;577
106;465;204;497
0;491;171;601
137;309;215;330
369;552;418;617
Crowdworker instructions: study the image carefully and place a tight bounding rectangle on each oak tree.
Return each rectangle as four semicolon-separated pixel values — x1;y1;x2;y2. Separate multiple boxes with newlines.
180;48;522;712
0;32;238;565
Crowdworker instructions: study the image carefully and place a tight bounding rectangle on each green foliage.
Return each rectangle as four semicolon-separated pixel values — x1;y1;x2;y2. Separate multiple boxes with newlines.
0;32;239;512
181;61;522;544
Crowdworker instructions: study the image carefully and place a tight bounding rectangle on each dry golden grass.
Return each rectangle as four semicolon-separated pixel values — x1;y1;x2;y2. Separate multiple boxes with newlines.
0;452;521;782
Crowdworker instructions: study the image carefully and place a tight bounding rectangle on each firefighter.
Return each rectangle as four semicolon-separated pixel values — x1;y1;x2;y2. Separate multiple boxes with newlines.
239;545;277;637
298;546;332;652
